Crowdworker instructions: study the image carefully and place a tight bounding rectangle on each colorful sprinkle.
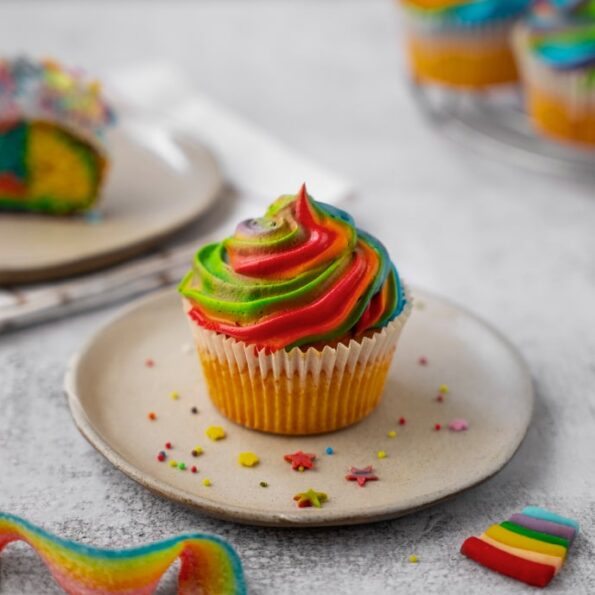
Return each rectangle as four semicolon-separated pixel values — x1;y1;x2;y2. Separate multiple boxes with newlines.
178;462;186;471
202;479;212;487
387;430;397;438
170;391;180;400
169;460;178;468
165;442;173;450
438;384;449;394
436;394;444;402
408;554;419;563
238;452;260;467
191;466;198;474
147;412;157;421
293;488;328;509
145;358;155;368
0;512;245;594
399;417;406;425
448;418;469;432
84;210;103;224
191;407;199;414
377;450;387;459
325;447;334;455
191;447;204;457
346;466;378;487
157;452;166;462
206;426;226;441
418;356;428;365
284;451;316;472
434;423;442;431
259;481;268;488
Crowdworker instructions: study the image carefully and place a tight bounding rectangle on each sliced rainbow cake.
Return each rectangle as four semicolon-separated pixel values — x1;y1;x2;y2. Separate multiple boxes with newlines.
0;57;114;214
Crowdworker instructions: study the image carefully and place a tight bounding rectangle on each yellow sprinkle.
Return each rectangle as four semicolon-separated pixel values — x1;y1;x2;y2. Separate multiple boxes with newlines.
169;460;178;468
408;554;419;563
377;450;387;459
438;384;449;394
206;426;226;441
193;446;204;456
387;430;397;438
170;391;180;400
238;452;260;467
202;478;212;487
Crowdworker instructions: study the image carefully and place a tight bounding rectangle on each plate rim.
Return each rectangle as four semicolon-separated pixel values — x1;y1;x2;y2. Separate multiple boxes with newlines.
64;287;534;527
0;133;224;285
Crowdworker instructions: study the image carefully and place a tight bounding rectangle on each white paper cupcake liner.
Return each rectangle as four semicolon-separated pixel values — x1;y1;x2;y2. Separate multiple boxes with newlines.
182;289;412;434
187;304;410;381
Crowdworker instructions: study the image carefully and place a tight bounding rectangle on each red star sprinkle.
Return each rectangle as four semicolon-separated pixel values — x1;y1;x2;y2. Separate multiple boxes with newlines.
346;466;379;487
284;450;316;471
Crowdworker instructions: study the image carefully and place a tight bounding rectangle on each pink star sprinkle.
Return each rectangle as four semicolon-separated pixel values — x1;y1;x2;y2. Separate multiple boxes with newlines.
448;419;469;432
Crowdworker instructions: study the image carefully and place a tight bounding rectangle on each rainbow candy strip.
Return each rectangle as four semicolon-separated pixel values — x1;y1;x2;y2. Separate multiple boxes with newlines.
461;506;579;588
0;512;246;595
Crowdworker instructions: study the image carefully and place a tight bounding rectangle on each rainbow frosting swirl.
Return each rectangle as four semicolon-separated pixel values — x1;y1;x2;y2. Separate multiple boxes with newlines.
180;185;407;352
531;23;595;70
0;512;245;595
402;0;531;25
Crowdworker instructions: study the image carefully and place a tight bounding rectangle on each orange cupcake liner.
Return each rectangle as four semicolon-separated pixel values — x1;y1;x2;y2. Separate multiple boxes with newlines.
199;352;394;435
184;298;411;435
404;30;518;89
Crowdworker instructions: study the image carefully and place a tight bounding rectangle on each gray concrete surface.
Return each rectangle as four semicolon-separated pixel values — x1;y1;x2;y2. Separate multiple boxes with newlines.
0;1;594;593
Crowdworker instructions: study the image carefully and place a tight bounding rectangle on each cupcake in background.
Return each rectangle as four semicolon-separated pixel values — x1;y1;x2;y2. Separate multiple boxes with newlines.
400;0;532;89
0;57;115;214
179;184;411;435
513;0;595;145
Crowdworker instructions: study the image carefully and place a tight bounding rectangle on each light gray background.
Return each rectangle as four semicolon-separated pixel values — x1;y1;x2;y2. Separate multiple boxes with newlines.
1;1;594;593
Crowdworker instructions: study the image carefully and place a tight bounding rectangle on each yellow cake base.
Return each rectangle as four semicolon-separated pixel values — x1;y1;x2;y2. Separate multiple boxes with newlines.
527;88;595;146
406;34;519;89
199;351;394;435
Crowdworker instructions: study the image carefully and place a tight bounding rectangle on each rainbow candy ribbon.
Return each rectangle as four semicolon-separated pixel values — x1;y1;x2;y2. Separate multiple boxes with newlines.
461;506;579;588
0;512;246;595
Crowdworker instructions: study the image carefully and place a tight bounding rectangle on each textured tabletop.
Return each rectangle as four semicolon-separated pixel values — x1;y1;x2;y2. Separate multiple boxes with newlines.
1;1;594;594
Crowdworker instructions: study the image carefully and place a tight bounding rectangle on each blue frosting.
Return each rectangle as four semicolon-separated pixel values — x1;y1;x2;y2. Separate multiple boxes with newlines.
405;0;531;25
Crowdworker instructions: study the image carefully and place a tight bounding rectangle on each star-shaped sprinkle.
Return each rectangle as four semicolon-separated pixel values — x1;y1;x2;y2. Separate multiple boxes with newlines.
206;426;226;441
238;452;260;467
284;450;316;471
448;418;469;432
346;466;379;487
293;488;328;508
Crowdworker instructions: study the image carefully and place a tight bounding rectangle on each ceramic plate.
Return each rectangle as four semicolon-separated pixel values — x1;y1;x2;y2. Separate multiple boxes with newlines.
65;288;533;527
0;122;223;284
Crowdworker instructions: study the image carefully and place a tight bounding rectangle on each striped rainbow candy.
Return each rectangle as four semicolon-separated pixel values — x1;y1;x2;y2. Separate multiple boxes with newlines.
461;506;579;588
0;512;246;595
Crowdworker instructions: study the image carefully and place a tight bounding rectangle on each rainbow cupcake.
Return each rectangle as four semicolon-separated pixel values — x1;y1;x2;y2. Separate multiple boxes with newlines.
179;185;411;435
513;1;595;145
0;57;114;214
400;0;532;89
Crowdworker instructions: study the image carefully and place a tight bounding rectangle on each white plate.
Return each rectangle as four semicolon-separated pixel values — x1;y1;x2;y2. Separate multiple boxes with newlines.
65;288;533;527
0;123;223;284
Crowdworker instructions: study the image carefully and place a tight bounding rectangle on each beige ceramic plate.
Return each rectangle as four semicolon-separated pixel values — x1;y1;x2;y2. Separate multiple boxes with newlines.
0;123;223;284
65;288;533;527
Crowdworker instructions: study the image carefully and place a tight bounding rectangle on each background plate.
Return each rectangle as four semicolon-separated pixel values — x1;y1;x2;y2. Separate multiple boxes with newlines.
0;122;223;284
65;288;533;527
